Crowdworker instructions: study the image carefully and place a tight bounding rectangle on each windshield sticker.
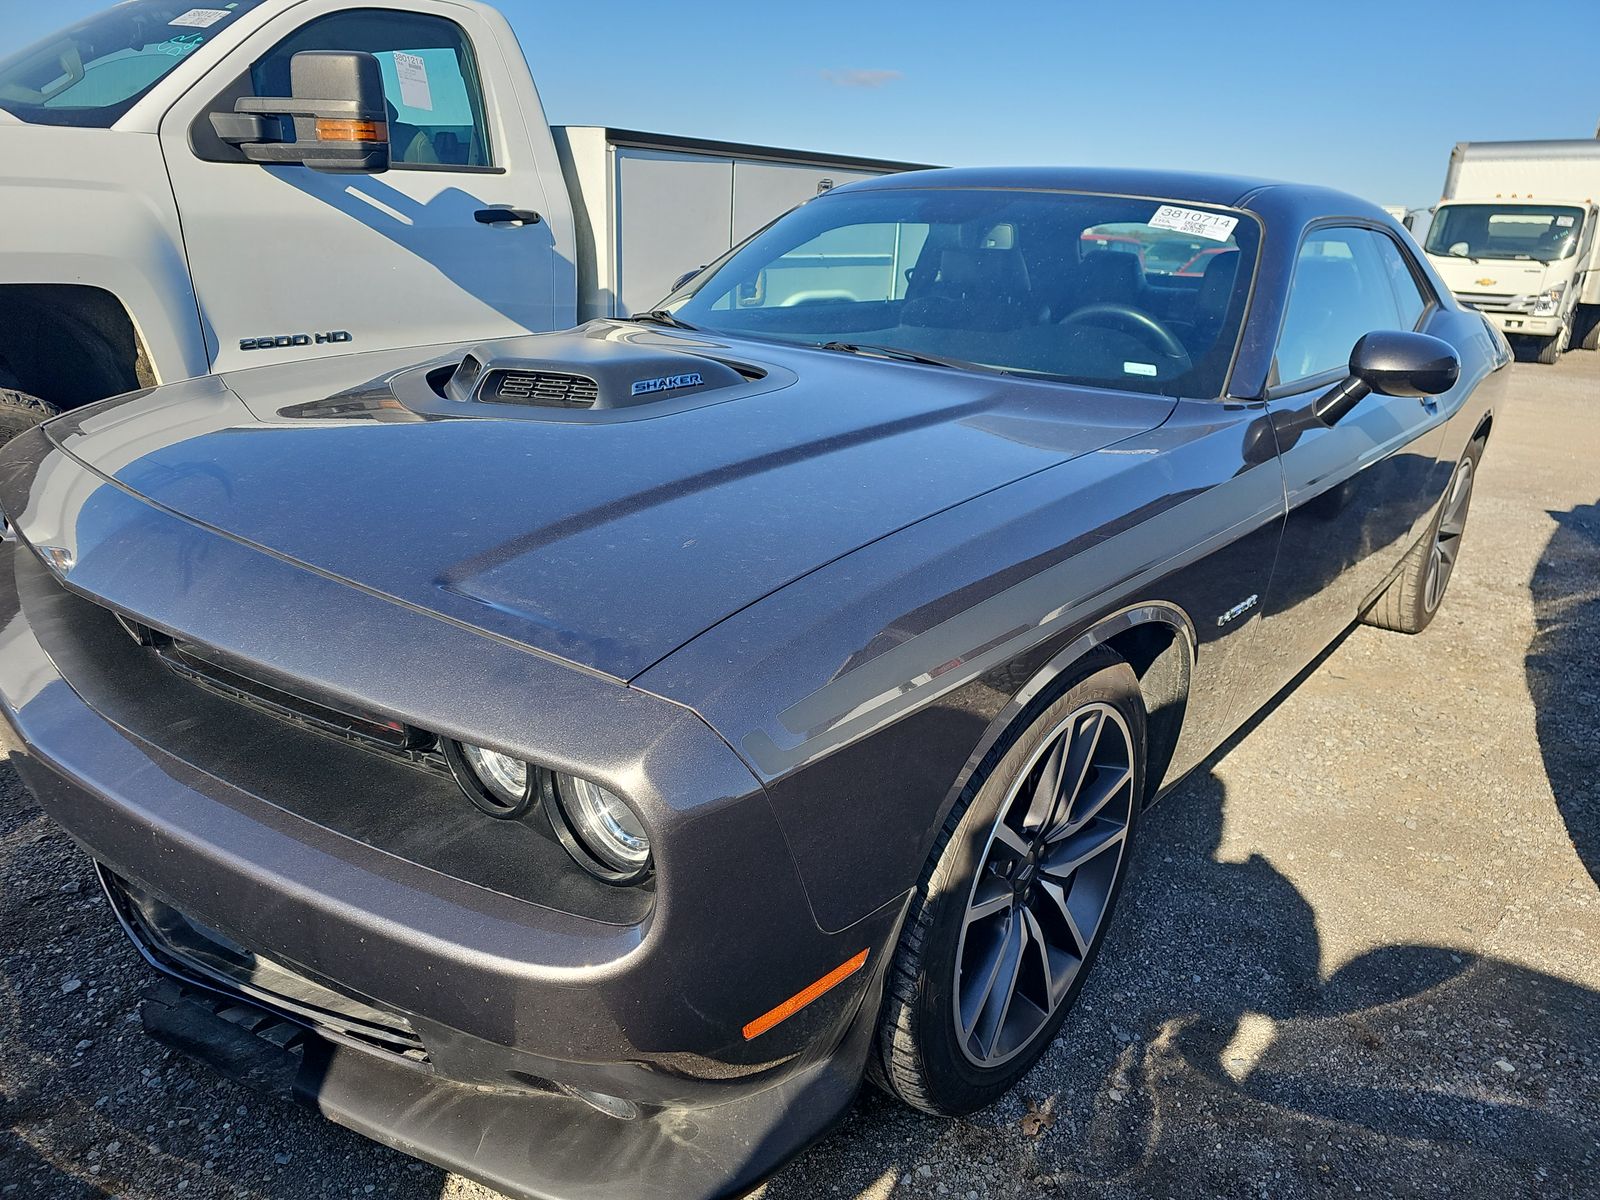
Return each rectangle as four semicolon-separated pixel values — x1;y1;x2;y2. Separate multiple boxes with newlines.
394;52;434;112
169;8;232;27
1123;362;1158;377
151;34;205;58
1557;215;1575;227
1150;205;1238;243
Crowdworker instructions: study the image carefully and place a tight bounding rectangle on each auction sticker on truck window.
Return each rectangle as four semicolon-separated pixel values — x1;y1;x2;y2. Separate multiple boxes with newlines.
1149;205;1238;242
169;8;232;27
394;52;435;112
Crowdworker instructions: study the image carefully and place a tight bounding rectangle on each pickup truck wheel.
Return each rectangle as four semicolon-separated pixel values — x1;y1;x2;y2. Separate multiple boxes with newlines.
0;389;59;449
871;649;1145;1116
1362;441;1482;635
1534;322;1569;365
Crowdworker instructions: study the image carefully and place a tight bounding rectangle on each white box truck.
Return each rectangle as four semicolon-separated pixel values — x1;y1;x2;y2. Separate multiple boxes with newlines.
1421;139;1600;363
0;0;926;442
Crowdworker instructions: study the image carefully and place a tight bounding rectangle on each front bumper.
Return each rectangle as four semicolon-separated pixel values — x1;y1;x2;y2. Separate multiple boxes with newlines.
0;434;904;1199
1475;310;1563;337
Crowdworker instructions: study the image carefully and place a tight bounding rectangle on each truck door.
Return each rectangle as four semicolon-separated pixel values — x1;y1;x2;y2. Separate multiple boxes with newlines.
158;2;569;374
1256;225;1449;680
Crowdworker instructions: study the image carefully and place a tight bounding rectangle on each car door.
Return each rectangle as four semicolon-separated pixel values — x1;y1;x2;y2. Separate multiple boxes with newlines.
1256;224;1449;676
158;1;562;374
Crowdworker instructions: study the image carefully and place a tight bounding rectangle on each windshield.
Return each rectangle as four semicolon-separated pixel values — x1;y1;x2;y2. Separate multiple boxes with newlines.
0;1;264;128
1424;203;1586;263
663;188;1259;397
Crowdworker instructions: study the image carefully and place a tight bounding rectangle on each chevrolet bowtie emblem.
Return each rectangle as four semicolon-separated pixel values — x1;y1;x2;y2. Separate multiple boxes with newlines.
1475;278;1497;286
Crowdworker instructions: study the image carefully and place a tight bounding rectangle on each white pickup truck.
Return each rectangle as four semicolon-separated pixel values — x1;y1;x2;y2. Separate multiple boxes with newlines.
0;0;924;441
1421;139;1600;364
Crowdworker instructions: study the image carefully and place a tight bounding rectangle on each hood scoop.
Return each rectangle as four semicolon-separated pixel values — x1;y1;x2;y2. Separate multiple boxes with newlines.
427;326;760;418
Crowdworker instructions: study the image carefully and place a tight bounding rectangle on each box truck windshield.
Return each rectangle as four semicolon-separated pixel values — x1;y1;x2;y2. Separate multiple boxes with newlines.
1425;203;1585;264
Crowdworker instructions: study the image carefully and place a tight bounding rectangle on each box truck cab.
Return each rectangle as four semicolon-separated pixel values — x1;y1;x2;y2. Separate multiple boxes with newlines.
0;0;920;441
1422;140;1600;364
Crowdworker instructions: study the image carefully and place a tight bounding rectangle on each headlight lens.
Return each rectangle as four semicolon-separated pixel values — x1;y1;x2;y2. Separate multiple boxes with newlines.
553;773;651;882
1532;285;1564;316
446;740;535;818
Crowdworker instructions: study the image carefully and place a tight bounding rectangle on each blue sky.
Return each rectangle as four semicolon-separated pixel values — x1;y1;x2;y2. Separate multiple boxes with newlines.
8;0;1599;208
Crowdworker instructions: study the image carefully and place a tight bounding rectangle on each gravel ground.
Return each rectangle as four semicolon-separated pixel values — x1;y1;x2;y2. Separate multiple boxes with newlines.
3;353;1596;1199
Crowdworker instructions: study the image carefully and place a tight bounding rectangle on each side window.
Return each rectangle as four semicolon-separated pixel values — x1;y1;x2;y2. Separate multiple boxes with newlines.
250;10;490;168
1276;227;1408;386
1371;234;1429;330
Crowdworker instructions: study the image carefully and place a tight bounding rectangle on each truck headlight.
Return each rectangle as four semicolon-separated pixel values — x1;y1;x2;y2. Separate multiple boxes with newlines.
446;740;536;818
1532;285;1565;316
551;773;651;883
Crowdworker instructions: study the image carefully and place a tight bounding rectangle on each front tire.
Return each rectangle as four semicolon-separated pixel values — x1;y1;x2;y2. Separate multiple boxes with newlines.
0;389;59;450
1533;322;1569;365
1362;441;1481;634
871;649;1146;1115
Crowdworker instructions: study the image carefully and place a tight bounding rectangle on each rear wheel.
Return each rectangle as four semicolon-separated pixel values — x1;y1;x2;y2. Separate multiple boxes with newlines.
0;389;59;449
1576;306;1600;352
872;650;1145;1115
1363;442;1481;634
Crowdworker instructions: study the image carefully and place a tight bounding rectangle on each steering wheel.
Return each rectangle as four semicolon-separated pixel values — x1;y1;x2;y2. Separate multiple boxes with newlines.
1059;303;1192;372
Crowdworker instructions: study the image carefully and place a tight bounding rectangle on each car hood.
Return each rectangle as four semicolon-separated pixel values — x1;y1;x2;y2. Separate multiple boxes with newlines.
38;324;1176;680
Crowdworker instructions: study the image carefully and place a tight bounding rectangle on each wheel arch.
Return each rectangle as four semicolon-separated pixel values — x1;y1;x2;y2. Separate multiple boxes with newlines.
1469;410;1493;447
0;284;156;411
946;604;1196;824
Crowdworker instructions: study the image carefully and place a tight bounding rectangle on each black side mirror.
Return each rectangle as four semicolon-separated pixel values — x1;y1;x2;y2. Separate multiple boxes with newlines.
211;51;390;174
1313;331;1460;425
670;266;707;294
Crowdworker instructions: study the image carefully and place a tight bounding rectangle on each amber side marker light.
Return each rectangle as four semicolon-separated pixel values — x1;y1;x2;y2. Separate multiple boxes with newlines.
742;949;869;1041
316;118;387;142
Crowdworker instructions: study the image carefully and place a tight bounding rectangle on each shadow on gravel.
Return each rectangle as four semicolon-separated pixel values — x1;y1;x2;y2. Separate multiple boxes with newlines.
1527;501;1600;885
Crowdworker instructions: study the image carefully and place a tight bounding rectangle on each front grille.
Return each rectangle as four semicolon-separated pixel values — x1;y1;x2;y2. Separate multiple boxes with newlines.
118;616;438;763
103;868;432;1067
1454;291;1528;313
482;369;599;408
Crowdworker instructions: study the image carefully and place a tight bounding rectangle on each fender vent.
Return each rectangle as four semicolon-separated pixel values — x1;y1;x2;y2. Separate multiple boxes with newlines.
482;370;599;409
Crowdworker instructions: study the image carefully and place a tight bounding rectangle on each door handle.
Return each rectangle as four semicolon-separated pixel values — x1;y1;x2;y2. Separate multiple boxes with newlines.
474;208;542;226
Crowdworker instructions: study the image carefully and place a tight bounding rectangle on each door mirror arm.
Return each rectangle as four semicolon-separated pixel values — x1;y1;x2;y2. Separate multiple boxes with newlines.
211;51;390;174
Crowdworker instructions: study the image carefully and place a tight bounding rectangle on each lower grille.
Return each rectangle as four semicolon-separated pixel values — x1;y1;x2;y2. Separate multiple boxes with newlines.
102;868;432;1067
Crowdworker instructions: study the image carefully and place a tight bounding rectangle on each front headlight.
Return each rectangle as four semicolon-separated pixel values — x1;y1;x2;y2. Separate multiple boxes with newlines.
1532;284;1565;316
551;773;652;883
445;740;536;818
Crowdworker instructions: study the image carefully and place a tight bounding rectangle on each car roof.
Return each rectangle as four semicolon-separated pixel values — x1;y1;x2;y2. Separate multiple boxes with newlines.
839;166;1390;226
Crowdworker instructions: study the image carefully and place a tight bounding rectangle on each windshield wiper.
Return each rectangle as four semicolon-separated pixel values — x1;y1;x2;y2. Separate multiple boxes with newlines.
626;309;697;330
818;341;997;373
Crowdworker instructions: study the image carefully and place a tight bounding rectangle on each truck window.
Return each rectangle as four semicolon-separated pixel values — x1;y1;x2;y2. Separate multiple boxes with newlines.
249;11;491;169
0;1;265;128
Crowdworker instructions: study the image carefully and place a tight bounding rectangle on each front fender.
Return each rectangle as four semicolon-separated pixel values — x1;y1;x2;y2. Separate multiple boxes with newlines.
0;126;206;385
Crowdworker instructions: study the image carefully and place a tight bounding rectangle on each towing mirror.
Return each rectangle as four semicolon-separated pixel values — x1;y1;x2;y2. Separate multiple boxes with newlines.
211;51;390;174
1314;331;1460;426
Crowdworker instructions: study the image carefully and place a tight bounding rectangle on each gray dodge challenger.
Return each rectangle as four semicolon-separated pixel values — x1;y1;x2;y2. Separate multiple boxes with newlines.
0;167;1506;1199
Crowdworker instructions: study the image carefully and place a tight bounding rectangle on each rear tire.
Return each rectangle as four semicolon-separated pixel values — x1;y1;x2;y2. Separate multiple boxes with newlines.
871;649;1145;1115
1576;307;1600;352
0;389;59;449
1362;441;1482;634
